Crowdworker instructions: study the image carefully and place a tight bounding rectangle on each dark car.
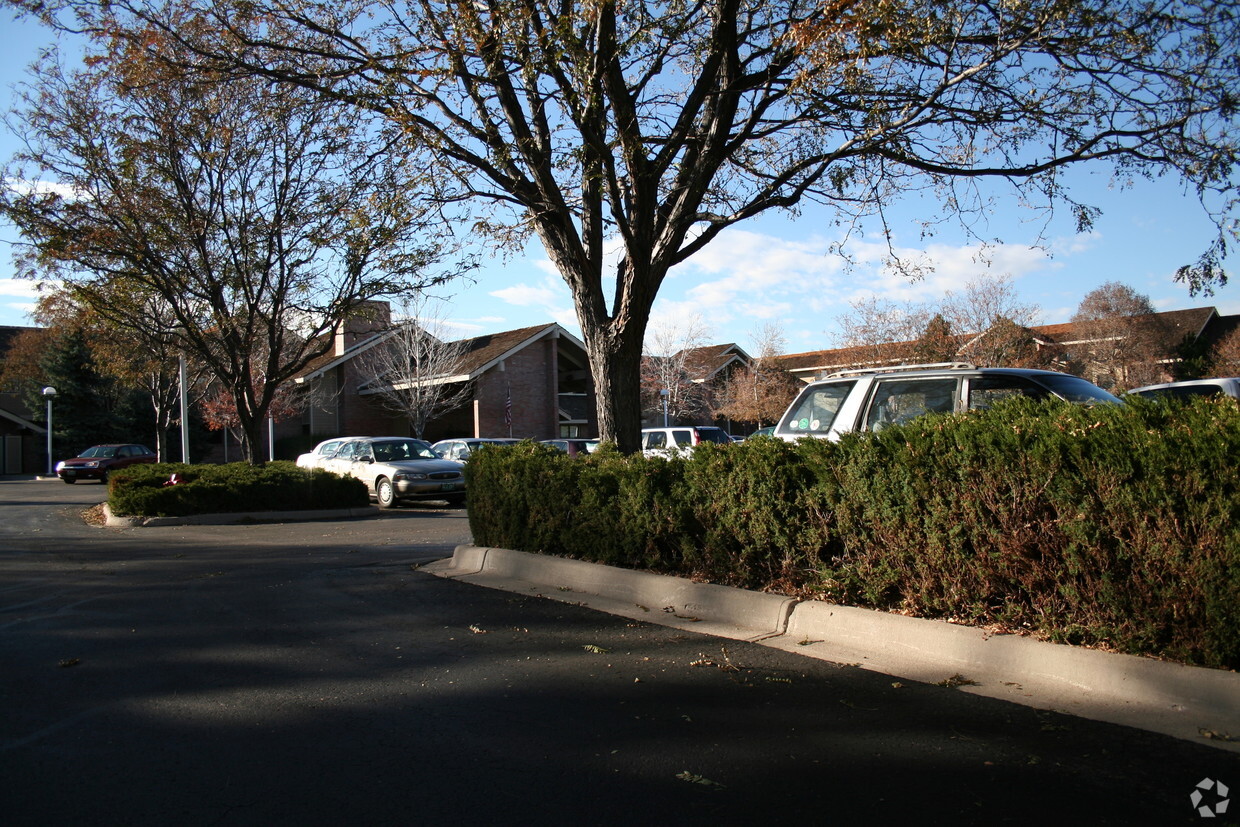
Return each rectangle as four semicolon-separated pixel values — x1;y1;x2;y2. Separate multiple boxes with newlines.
55;443;157;484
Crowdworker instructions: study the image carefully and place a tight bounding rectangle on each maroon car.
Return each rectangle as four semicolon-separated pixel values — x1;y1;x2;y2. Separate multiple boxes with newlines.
55;444;157;484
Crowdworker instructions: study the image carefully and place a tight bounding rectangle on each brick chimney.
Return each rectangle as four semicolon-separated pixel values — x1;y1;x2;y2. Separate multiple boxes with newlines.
334;301;392;356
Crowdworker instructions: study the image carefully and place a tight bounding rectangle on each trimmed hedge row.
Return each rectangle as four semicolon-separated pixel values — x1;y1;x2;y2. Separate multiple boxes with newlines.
108;461;369;517
466;398;1240;669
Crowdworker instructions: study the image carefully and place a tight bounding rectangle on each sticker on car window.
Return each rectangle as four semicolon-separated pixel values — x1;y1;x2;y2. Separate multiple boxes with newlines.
798;418;809;429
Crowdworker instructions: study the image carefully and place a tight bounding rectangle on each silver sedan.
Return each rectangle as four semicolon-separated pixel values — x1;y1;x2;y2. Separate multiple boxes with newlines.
325;437;466;507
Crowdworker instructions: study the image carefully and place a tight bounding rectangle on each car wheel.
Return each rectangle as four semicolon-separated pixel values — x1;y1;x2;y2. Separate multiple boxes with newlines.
62;477;75;484
376;477;397;508
98;472;108;485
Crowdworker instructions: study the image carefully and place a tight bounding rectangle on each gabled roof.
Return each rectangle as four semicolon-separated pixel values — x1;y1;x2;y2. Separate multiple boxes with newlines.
0;325;42;351
774;306;1228;380
295;321;587;389
1040;307;1217;347
0;401;45;434
1200;313;1240;347
292;328;400;385
775;341;922;377
678;343;751;382
452;323;585;380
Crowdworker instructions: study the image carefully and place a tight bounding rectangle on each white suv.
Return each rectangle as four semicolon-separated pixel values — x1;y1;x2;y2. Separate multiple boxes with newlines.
641;426;733;457
775;363;1120;442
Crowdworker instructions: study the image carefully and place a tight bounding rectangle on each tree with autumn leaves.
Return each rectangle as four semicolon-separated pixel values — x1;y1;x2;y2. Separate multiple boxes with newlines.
715;324;802;430
0;21;466;462
10;0;1240;451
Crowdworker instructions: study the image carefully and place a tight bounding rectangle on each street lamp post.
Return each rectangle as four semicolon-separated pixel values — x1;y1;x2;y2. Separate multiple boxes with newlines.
42;386;57;476
659;389;669;428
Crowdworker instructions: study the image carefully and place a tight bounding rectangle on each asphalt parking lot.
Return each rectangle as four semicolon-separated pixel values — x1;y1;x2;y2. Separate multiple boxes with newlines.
1;477;1237;825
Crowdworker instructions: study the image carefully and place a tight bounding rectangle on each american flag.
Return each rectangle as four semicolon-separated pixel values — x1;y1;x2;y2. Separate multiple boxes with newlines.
504;386;512;428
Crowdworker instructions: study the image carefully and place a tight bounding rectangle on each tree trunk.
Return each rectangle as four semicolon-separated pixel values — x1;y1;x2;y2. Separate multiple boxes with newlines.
581;321;646;454
234;401;266;465
153;421;167;463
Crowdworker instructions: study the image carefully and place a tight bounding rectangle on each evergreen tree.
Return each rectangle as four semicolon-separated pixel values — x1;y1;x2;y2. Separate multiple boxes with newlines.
29;328;111;458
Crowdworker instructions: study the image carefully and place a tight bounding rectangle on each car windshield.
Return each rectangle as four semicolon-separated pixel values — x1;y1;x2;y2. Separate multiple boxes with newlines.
372;440;437;462
782;381;856;435
80;446;118;458
1035;375;1123;405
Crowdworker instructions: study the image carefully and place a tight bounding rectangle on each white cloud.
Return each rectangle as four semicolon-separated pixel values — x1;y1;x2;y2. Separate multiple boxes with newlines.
489;275;580;335
0;279;39;299
650;228;1061;347
1051;231;1101;257
490;278;566;308
0;279;39;324
648;229;844;336
3;177;82;201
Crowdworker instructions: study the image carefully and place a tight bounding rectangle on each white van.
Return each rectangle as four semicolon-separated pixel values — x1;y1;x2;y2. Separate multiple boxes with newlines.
640;426;733;457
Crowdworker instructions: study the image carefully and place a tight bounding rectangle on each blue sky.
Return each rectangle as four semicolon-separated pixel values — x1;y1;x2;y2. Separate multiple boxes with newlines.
2;14;1236;358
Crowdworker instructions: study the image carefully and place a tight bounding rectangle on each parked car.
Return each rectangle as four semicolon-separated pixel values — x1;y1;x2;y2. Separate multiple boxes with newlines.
640;425;732;457
430;438;523;461
55;443;157;484
1127;378;1240;401
295;437;357;469
323;436;466;507
775;363;1121;442
747;426;776;440
541;438;599;457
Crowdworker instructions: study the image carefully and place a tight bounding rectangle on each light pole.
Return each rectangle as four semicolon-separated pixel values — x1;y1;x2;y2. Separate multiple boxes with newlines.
659;389;669;428
179;353;190;464
42;386;57;476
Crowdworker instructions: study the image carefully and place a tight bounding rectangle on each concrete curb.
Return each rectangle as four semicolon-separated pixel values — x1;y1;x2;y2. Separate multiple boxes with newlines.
102;503;378;527
425;545;1240;753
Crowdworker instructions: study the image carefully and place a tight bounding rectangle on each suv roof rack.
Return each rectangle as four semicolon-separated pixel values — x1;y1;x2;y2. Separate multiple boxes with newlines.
824;362;977;379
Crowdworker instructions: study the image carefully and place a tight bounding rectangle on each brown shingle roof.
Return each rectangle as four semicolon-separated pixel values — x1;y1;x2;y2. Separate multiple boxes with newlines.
678;343;750;381
451;324;558;375
773;306;1226;378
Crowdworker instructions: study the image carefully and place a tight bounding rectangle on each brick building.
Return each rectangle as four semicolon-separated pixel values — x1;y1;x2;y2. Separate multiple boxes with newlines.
289;303;596;445
0;326;48;474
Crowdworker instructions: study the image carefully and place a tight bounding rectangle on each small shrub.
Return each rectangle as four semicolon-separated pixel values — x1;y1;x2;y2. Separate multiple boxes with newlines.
108;461;368;517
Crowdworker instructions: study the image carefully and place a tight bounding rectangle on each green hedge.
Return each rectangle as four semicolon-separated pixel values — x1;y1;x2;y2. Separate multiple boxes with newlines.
108;461;369;517
466;398;1240;669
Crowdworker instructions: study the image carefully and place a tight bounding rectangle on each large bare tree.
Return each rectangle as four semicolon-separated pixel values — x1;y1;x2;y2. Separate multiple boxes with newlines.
715;322;801;429
944;274;1047;367
1212;327;1240;376
22;0;1239;451
0;25;465;461
641;314;714;425
1069;281;1172;389
356;297;474;439
834;296;931;364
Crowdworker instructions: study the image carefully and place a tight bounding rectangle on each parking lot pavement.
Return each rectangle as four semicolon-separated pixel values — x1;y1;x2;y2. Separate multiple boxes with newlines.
429;546;1240;754
2;478;1238;824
